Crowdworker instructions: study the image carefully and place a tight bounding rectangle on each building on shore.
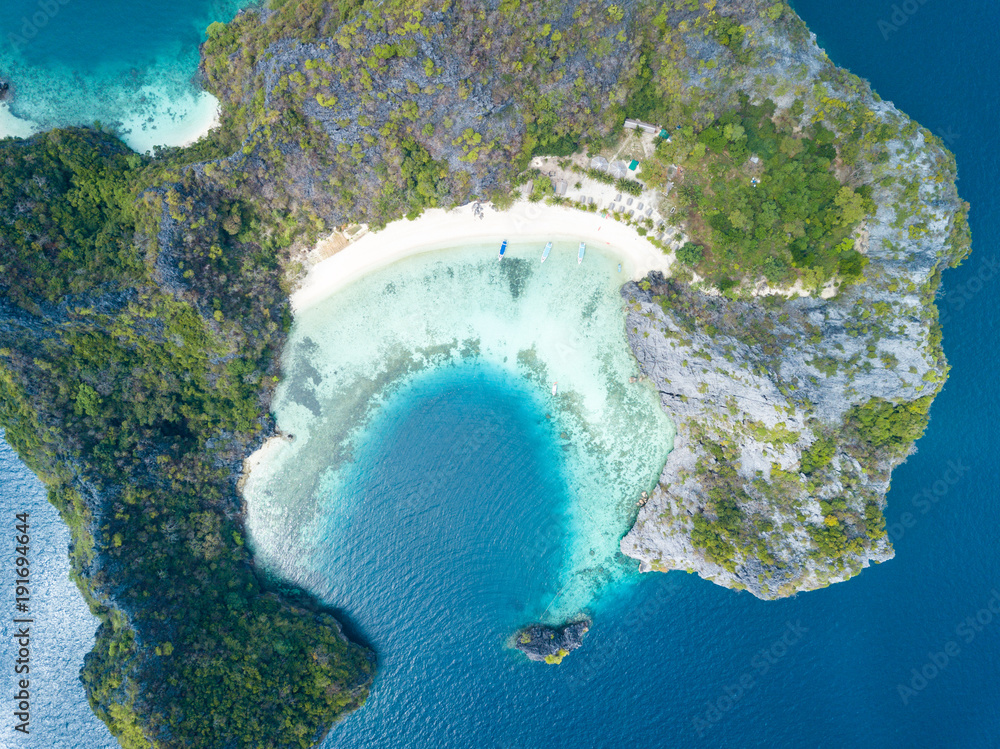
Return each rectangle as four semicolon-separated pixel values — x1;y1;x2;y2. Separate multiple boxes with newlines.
590;155;609;171
624;118;659;134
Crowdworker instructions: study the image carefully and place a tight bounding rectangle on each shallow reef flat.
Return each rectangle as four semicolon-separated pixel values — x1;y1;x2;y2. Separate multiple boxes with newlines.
243;241;675;626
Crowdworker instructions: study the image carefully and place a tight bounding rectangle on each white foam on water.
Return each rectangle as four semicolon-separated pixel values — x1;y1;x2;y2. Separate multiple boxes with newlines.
243;241;675;623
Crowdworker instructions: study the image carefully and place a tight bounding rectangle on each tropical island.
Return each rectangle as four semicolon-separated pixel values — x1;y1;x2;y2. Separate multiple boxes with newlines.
0;0;969;747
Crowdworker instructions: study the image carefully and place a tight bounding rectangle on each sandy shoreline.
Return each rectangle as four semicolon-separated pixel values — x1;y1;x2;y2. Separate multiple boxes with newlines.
179;97;221;148
0;91;221;152
292;200;674;311
0;102;39;141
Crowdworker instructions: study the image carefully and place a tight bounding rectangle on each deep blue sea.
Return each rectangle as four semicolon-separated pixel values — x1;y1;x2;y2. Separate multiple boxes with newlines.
2;1;999;748
0;437;117;748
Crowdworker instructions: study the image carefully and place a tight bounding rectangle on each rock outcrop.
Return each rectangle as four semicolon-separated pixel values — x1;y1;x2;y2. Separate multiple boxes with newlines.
514;620;592;664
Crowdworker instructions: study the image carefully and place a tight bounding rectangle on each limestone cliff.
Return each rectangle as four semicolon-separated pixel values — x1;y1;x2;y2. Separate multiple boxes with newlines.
620;17;968;598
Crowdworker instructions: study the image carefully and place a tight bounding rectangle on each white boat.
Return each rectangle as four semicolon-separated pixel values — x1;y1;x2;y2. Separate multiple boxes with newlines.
498;239;508;260
552;381;558;396
577;242;586;264
541;241;552;263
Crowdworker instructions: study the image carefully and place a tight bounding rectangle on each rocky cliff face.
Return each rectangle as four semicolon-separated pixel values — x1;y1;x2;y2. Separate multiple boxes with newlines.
619;22;967;598
514;620;592;664
198;0;646;230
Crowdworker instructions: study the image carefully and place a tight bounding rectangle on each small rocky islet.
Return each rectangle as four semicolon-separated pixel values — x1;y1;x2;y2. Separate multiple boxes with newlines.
514;620;592;665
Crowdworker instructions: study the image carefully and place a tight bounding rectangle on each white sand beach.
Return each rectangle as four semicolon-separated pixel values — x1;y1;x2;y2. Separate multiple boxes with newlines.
0;102;38;140
0;89;220;152
119;89;221;153
177;96;222;148
292;200;674;311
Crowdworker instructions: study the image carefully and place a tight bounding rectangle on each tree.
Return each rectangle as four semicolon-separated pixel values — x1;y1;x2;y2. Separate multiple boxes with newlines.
676;242;704;267
835;185;868;226
779;135;803;158
838;250;868;281
530;175;554;201
724;123;746;143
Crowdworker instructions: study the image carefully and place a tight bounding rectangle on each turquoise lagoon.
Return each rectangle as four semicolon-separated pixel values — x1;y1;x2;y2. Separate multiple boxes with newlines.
242;241;676;627
0;0;245;150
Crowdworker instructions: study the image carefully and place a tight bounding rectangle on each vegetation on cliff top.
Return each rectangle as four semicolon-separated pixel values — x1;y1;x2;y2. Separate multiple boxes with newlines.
0;129;143;304
641;94;874;291
0;129;372;749
643;265;950;594
193;0;949;295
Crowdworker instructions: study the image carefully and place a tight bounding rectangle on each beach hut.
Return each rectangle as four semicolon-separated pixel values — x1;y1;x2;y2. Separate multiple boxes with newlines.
624;118;659;134
556;180;568;196
590;155;609;171
610;160;629;178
